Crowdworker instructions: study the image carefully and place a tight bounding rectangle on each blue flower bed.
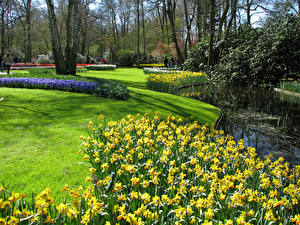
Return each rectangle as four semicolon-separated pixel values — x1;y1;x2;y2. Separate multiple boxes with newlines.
0;77;97;94
0;77;130;100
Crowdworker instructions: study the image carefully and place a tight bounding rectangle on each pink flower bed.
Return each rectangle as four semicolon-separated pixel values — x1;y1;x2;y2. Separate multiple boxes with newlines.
10;63;90;70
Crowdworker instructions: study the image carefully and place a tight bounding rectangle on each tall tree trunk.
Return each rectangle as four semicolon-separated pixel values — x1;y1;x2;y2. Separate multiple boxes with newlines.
208;0;216;68
157;5;165;43
1;11;5;54
141;0;146;60
217;0;229;41
246;0;251;25
196;0;202;40
46;0;79;75
136;0;140;67
166;0;184;63
183;0;195;57
80;2;88;54
45;0;66;74
162;0;170;44
65;0;79;75
25;0;32;63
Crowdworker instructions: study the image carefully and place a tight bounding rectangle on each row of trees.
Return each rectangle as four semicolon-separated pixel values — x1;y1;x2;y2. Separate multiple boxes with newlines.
0;0;299;74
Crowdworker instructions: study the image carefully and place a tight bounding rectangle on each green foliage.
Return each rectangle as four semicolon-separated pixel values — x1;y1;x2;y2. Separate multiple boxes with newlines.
211;26;260;85
186;14;300;86
250;14;300;84
95;81;129;100
116;50;136;66
29;68;55;76
85;65;116;71
280;81;300;93
183;41;209;72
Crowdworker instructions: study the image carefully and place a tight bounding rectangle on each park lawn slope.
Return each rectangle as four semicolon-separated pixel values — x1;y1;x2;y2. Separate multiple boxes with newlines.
0;69;220;201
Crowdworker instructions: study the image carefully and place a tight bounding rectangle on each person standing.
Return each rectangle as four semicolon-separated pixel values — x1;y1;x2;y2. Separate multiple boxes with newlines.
3;52;12;74
169;57;175;69
164;57;169;68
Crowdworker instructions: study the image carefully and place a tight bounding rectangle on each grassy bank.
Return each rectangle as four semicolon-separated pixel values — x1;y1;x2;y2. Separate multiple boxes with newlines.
0;68;220;200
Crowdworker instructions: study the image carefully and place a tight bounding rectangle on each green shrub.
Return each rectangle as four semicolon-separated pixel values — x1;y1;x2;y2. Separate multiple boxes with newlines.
280;81;300;93
95;81;129;100
250;14;300;84
186;14;300;86
28;68;56;76
183;41;209;72
117;50;136;67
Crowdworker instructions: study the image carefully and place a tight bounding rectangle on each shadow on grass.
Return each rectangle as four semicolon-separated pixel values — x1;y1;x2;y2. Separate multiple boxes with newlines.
129;90;219;124
83;75;147;90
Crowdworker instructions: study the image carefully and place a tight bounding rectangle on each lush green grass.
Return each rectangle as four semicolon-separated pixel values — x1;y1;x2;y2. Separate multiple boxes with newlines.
0;68;220;201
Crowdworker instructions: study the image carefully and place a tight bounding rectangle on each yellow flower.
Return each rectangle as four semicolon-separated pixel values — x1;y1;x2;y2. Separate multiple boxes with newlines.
152;195;161;207
101;163;109;171
140;193;151;204
205;208;214;220
56;203;68;215
67;207;79;219
113;183;122;192
89;168;96;174
131;177;139;186
291;214;300;224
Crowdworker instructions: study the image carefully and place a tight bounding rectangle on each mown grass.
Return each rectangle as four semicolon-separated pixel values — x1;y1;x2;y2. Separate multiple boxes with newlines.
0;68;220;201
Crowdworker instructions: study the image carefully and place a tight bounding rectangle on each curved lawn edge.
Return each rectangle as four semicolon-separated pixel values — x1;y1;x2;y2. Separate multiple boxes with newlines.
129;87;220;126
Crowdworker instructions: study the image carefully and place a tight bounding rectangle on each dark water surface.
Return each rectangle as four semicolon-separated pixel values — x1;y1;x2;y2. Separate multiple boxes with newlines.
178;85;300;167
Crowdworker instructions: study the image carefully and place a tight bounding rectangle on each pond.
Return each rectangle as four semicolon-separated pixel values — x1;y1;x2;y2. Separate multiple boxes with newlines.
178;85;300;167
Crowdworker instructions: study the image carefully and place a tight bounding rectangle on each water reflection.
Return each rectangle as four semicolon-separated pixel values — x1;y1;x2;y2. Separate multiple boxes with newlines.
178;85;300;166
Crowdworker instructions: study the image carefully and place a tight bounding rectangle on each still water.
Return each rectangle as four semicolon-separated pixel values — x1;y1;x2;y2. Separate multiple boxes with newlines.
178;85;300;167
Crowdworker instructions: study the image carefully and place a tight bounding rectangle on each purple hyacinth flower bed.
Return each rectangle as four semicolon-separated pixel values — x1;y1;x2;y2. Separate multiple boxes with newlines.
0;77;98;94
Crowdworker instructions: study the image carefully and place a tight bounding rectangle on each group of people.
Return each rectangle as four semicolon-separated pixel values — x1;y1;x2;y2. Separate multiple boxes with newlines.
0;52;12;74
164;56;182;69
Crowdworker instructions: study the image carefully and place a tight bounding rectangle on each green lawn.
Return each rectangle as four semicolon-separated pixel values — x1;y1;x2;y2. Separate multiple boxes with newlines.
0;68;220;201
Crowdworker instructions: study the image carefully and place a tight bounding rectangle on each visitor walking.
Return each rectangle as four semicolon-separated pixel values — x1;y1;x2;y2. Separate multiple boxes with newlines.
164;57;169;68
169;57;175;69
3;52;12;74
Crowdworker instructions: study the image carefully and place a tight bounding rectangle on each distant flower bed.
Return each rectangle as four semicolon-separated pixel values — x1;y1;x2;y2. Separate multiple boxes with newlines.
11;63;91;67
143;67;181;74
147;71;208;94
10;63;89;70
85;65;117;71
0;77;129;100
138;63;165;67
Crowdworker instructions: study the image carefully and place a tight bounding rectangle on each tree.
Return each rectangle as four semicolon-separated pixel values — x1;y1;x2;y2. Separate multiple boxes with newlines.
15;0;32;62
45;0;80;75
208;0;216;67
166;0;184;64
136;0;140;67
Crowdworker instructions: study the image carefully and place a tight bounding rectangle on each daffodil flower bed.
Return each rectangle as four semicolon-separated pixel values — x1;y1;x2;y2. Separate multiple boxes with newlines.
136;64;165;68
0;113;299;224
85;65;117;71
147;72;208;94
80;113;299;224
